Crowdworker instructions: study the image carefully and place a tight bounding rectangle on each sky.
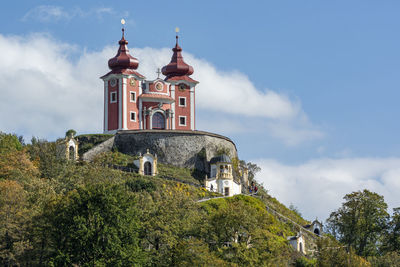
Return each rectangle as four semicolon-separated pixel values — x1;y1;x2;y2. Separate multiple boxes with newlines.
1;0;400;221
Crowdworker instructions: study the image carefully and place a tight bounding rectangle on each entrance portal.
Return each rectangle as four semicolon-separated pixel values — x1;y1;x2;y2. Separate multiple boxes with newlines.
144;162;152;175
224;187;230;196
314;228;320;235
152;112;165;129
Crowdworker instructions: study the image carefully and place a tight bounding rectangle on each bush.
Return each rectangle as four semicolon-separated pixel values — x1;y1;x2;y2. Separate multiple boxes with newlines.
125;178;156;193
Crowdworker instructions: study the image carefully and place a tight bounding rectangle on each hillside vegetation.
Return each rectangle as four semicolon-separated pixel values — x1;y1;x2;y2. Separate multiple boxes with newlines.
1;132;397;266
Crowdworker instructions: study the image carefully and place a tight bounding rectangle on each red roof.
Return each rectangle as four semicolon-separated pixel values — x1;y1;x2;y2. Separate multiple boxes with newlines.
107;29;139;71
139;93;175;103
161;35;195;80
165;75;198;84
101;69;145;79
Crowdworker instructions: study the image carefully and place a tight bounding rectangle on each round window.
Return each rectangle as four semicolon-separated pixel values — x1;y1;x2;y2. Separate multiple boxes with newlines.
110;78;117;87
155;82;163;91
130;78;136;86
179;84;186;91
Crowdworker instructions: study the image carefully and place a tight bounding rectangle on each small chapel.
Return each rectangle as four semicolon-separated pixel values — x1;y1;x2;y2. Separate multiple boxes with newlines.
101;28;198;134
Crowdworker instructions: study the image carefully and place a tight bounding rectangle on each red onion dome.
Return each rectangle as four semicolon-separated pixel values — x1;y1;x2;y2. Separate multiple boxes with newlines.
108;29;139;70
162;36;194;79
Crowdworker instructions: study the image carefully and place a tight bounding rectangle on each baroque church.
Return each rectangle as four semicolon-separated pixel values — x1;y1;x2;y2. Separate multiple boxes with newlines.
70;25;246;197
101;28;197;133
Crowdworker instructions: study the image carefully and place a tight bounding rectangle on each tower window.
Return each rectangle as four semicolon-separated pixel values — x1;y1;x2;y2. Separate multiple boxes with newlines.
130;91;136;102
179;97;186;107
179;116;186;126
130;111;136;122
110;92;117;103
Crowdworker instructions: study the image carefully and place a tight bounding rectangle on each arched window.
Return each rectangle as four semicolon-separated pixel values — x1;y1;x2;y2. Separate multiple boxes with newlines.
152;112;165;129
314;228;320;235
299;242;303;253
144;162;152;175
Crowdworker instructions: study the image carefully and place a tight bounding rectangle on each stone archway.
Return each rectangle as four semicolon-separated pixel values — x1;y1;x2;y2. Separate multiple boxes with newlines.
314;228;320;235
152;112;165;129
144;161;152;175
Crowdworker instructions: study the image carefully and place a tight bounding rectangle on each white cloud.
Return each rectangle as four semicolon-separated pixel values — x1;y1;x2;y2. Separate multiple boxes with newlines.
22;5;114;22
0;33;320;145
255;157;400;222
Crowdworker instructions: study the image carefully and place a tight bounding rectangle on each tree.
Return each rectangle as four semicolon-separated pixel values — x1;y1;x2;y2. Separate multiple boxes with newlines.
0;180;32;266
138;183;203;266
65;129;76;138
326;189;389;257
316;236;370;267
239;160;261;183
0;133;22;153
201;195;291;266
43;184;146;266
381;207;400;253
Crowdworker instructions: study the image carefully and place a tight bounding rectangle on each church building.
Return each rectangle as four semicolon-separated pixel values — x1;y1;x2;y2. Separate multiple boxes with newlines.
101;28;198;133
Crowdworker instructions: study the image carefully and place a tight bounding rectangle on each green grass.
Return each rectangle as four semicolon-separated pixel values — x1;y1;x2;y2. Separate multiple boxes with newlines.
76;134;114;155
157;163;204;185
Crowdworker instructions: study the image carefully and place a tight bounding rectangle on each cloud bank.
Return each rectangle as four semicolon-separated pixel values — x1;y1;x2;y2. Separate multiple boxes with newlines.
0;33;320;144
255;157;400;221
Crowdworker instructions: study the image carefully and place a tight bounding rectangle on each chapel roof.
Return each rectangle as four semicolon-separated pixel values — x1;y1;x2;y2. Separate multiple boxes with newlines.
210;154;232;164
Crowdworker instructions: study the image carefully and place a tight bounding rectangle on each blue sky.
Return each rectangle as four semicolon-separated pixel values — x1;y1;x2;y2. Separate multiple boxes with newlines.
1;1;400;220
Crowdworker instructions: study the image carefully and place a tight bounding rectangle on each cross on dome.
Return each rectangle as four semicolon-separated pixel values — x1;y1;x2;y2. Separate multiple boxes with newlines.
107;26;139;71
161;29;194;80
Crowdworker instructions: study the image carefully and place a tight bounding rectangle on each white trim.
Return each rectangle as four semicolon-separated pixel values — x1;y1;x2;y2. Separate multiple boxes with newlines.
138;81;143;95
118;77;123;130
179;116;187;126
166;80;198;86
130;111;137;122
142;91;169;96
149;111;153;130
110;92;117;103
139;99;143;129
179;96;186;107
104;81;108;132
130;91;136;102
101;73;146;83
122;78;127;130
139;81;143;130
190;86;195;130
171;85;176;130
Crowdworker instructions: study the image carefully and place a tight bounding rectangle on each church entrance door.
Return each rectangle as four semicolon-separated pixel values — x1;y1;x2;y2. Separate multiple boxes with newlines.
224;187;230;196
152;112;165;129
144;162;152;175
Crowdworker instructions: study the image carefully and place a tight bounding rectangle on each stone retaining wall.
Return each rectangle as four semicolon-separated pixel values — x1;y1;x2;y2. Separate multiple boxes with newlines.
82;130;237;173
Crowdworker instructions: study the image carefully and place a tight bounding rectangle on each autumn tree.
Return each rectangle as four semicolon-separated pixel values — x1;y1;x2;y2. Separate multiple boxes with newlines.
202;195;291;266
0;180;32;266
326;189;389;257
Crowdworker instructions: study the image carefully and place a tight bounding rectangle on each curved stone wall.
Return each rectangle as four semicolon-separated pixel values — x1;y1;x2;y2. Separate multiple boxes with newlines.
114;130;237;172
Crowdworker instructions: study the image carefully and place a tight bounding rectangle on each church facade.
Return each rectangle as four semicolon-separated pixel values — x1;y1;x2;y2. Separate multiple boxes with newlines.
101;29;198;134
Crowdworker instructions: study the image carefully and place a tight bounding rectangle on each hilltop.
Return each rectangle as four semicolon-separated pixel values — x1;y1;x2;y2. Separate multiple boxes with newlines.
0;132;375;266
